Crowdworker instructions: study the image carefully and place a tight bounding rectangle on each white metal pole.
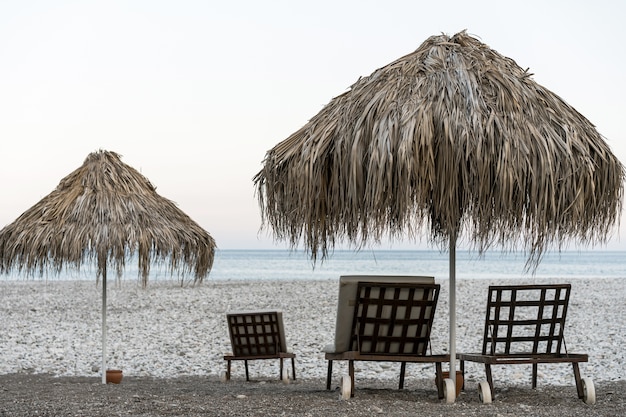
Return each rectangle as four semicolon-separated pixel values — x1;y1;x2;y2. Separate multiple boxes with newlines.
102;266;107;384
449;234;457;387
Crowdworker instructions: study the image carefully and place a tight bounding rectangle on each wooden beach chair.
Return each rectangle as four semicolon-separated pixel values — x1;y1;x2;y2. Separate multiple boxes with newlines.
458;284;595;404
324;275;451;399
223;310;296;382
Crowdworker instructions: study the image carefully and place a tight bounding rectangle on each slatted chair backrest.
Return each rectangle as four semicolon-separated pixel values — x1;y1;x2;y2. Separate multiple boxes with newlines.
350;282;440;356
481;284;571;356
227;311;286;356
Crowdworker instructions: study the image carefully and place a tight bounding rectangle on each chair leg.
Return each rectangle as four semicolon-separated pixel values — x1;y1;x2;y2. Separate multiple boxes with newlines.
434;362;444;399
279;358;284;380
245;360;250;381
572;362;584;399
326;360;333;390
226;360;232;381
291;357;296;381
399;362;406;389
460;360;465;391
532;363;538;389
349;360;355;397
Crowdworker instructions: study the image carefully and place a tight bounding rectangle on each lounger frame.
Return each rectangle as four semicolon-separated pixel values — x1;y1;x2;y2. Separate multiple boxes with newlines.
223;310;296;381
325;278;449;398
458;284;588;399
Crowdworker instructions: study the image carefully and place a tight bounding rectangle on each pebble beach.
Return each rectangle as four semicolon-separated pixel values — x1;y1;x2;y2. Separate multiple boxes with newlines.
1;277;625;415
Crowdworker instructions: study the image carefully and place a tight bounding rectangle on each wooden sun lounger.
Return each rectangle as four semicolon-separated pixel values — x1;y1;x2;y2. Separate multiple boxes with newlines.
324;275;450;399
223;310;296;382
458;284;595;404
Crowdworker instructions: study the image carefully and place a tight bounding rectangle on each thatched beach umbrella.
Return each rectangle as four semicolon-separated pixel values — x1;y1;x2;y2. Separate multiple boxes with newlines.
255;31;624;400
0;150;216;384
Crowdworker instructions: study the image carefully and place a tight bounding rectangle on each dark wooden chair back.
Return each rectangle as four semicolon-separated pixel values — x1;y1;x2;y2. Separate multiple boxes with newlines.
227;311;286;357
349;282;440;356
482;284;571;356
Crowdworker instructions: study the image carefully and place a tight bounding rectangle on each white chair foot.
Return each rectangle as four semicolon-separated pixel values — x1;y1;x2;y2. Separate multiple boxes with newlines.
341;375;352;399
478;380;492;404
443;378;455;403
582;377;596;405
282;368;290;384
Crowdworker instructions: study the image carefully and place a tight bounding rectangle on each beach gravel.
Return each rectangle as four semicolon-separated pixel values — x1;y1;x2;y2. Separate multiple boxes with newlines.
1;278;625;415
1;374;625;416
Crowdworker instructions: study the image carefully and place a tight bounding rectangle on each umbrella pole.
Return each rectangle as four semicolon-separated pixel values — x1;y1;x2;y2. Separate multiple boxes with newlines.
102;265;107;385
449;234;457;385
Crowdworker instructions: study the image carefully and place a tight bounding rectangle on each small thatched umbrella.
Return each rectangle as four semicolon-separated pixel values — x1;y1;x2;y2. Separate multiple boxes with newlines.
0;150;216;383
255;31;624;399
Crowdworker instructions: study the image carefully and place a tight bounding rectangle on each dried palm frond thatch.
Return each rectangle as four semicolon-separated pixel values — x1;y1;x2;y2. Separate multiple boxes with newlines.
0;149;216;384
0;150;215;285
254;31;624;264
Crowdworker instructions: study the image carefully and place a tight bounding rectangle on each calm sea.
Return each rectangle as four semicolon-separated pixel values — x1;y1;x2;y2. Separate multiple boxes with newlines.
4;249;622;281
207;249;625;281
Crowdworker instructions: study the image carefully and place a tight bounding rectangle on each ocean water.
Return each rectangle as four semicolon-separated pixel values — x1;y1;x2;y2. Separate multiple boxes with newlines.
3;249;622;282
207;249;625;281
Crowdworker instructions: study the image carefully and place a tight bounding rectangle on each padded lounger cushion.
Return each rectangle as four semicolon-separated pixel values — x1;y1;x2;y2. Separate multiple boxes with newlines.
326;275;435;353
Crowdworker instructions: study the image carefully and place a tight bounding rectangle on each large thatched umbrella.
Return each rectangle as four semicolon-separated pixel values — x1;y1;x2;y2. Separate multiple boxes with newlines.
254;31;624;399
0;150;216;383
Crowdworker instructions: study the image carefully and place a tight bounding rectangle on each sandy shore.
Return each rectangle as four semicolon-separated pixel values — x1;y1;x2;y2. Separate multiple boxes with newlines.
1;277;625;415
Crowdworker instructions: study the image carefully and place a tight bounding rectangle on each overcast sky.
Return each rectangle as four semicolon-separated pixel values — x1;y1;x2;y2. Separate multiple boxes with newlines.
1;0;624;251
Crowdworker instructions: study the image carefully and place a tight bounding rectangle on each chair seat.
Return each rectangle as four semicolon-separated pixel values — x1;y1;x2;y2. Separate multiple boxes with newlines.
326;350;449;363
458;352;588;364
224;352;296;361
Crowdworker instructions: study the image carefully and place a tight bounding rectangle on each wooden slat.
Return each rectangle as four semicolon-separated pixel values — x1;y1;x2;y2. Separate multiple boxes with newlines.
482;284;571;356
227;312;282;357
349;282;439;356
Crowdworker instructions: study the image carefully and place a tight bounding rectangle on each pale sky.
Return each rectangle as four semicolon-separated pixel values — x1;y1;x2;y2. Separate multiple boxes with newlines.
1;0;625;251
